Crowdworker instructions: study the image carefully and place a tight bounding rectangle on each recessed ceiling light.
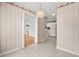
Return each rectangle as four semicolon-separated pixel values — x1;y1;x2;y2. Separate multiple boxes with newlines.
52;13;56;16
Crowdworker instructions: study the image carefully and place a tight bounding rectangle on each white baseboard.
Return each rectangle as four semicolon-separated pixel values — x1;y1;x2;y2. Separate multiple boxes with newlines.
56;47;79;56
0;48;20;56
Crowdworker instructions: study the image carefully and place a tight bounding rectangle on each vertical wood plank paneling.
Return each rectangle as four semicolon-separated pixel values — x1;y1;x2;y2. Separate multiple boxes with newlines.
15;7;19;48
15;7;22;48
17;9;22;48
57;7;64;48
57;3;77;54
62;5;67;50
6;3;22;51
10;4;16;50
67;4;74;51
0;3;1;53
0;3;7;53
63;4;74;51
6;3;11;51
74;3;79;53
18;12;22;48
0;2;23;54
57;4;74;52
0;2;31;54
6;3;14;51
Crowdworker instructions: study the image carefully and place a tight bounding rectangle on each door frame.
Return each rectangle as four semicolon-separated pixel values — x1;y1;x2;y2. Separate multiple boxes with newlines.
21;12;25;48
21;13;39;48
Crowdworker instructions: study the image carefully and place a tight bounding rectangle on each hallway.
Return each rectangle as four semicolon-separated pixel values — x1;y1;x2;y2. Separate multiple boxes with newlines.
2;37;78;57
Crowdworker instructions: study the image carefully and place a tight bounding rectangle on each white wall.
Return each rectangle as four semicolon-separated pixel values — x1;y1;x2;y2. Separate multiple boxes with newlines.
0;3;22;55
0;2;35;56
57;3;79;56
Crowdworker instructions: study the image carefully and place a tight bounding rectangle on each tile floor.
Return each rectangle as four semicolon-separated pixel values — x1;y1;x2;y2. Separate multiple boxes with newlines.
2;37;78;57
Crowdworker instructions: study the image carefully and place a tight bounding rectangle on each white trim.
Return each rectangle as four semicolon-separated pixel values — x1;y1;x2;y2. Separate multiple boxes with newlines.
21;12;25;48
35;17;38;43
56;47;79;56
0;48;20;56
21;13;38;47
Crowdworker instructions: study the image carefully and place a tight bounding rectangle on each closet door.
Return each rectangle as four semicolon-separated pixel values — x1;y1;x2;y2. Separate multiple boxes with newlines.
74;3;79;53
0;3;7;53
57;7;64;48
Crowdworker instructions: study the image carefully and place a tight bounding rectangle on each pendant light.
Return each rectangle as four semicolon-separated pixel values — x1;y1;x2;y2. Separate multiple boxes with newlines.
36;2;44;18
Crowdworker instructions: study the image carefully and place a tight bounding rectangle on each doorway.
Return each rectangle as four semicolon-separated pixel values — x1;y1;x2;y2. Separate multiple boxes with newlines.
45;21;57;40
22;13;37;48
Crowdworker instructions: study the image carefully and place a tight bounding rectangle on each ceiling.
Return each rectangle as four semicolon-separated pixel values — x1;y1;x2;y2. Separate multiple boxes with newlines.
13;2;68;21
